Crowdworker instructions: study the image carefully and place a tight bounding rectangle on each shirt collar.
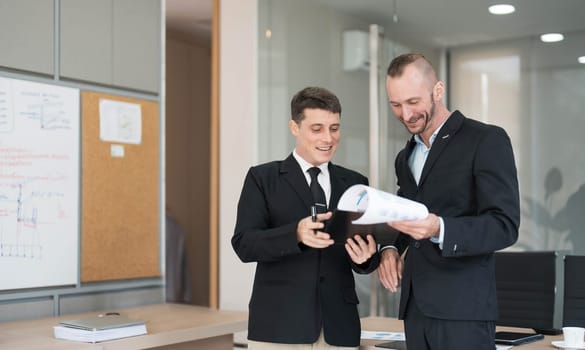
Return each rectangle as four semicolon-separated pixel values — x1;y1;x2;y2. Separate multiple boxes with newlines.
292;149;329;175
413;119;448;149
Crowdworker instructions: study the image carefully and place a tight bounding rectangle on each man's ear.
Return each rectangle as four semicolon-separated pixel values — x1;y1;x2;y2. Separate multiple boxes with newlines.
289;119;299;136
433;81;445;101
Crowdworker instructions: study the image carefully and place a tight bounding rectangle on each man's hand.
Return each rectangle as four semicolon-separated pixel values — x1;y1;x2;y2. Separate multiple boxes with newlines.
388;213;441;241
377;248;403;293
296;212;334;248
345;234;376;264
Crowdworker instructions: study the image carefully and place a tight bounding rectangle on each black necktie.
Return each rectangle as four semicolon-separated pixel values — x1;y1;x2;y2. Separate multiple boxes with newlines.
308;167;327;213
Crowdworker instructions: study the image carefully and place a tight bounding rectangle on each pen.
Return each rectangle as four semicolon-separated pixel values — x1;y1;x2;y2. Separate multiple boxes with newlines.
311;205;317;222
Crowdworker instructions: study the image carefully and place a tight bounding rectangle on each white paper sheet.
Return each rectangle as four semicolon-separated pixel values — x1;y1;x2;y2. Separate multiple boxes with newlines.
337;185;428;224
360;331;405;341
361;330;512;349
99;99;142;144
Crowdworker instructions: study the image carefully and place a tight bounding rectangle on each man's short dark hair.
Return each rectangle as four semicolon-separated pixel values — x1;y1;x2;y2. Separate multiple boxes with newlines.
387;53;427;77
290;87;341;123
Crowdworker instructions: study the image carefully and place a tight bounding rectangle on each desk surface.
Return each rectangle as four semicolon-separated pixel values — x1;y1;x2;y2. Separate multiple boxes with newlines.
0;303;247;350
360;317;563;350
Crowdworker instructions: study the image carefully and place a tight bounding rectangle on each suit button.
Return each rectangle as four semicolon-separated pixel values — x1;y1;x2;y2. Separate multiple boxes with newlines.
414;241;421;248
320;276;325;282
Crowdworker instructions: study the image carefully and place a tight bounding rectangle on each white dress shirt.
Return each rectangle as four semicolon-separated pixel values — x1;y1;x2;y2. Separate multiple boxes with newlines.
292;150;331;207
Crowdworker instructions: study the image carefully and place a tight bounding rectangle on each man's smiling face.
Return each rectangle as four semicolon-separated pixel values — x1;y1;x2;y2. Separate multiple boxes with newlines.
289;108;340;166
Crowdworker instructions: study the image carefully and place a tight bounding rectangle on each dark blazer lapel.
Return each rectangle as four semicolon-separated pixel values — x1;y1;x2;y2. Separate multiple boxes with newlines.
281;154;314;209
418;111;465;187
328;163;347;209
396;137;418;190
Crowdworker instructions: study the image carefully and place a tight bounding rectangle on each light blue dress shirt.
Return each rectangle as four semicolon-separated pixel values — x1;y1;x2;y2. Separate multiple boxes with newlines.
408;123;446;248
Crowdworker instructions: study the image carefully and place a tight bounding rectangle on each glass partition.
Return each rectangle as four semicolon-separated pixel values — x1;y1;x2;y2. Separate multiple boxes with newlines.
450;32;585;255
258;0;409;317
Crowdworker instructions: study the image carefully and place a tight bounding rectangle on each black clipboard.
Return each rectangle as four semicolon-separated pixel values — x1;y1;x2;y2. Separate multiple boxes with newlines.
375;340;407;349
324;209;400;245
494;331;544;345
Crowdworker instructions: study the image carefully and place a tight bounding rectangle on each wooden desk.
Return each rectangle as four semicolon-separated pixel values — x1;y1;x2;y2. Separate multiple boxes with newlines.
0;303;247;350
361;317;563;349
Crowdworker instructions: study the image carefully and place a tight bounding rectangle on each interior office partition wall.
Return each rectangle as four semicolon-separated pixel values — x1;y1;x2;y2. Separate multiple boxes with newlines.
494;251;561;334
0;0;164;322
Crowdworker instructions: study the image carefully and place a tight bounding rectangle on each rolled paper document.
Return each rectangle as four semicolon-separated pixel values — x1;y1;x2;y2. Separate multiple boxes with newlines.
337;185;429;224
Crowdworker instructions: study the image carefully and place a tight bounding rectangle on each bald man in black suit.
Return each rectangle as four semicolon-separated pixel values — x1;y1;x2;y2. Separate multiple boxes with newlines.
378;54;520;350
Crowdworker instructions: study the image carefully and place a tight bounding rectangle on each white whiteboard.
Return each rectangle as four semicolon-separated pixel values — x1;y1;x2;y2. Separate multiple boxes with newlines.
0;76;80;290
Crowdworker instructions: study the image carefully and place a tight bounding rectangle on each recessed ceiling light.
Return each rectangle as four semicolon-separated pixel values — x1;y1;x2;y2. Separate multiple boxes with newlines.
488;4;515;15
540;33;564;43
578;56;585;64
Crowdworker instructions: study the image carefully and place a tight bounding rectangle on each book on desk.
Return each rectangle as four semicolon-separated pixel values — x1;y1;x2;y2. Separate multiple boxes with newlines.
53;313;147;343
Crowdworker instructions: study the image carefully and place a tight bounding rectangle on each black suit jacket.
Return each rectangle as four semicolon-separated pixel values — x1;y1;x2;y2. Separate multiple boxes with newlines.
232;154;377;346
391;111;520;321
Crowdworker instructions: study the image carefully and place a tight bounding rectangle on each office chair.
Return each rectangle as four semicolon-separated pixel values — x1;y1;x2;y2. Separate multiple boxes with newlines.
563;255;585;327
495;251;561;334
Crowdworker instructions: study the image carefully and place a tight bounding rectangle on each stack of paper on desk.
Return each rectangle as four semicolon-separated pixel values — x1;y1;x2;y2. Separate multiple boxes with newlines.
338;185;429;224
53;314;147;343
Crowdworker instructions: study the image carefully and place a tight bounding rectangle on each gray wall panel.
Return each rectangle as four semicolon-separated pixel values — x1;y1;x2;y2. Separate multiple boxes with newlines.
60;0;113;85
0;0;54;75
0;298;53;322
113;0;161;93
59;287;164;316
60;0;160;92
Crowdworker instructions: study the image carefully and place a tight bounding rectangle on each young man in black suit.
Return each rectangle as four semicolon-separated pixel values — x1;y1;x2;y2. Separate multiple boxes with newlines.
377;54;520;349
232;87;379;349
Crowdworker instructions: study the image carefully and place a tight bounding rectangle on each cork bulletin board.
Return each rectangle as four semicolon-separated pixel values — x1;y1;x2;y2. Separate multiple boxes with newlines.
81;90;160;282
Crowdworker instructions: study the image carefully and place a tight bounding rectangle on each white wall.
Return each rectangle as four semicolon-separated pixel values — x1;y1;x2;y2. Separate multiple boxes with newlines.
219;0;258;312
